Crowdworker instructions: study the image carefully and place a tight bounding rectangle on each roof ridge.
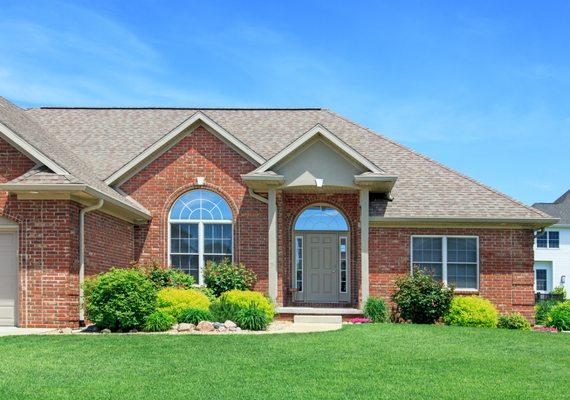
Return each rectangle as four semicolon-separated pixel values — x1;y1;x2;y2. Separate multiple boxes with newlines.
322;109;549;219
554;189;570;204
33;107;323;111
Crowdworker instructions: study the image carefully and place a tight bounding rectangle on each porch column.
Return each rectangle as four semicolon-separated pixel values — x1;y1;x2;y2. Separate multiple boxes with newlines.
360;188;369;305
268;187;278;302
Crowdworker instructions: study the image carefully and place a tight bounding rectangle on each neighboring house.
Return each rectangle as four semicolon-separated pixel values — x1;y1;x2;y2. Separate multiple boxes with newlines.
0;96;556;328
532;191;570;295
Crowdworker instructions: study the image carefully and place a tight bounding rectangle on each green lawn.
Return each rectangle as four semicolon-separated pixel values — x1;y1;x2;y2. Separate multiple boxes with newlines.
0;324;568;399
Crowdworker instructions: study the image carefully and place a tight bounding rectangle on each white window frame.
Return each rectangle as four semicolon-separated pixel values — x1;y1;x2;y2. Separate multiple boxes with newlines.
536;230;560;249
294;235;304;292
410;235;480;291
339;236;348;293
533;263;552;294
168;218;233;285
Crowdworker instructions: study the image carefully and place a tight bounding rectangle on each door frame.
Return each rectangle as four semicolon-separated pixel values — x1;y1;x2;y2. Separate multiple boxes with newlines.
0;221;19;326
291;230;350;304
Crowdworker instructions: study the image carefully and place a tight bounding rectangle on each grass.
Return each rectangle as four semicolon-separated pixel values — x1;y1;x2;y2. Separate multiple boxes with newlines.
0;324;568;399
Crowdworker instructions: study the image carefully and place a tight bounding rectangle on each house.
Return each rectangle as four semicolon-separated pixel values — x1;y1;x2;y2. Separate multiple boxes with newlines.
0;96;556;328
532;191;570;295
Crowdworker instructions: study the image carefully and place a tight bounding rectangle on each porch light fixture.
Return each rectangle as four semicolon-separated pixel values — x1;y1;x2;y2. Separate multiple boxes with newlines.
562;275;566;285
196;177;205;186
315;178;324;188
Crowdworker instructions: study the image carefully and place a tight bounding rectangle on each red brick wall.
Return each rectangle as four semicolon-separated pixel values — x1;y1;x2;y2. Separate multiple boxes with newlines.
120;126;268;291
369;227;535;320
84;211;135;276
278;192;360;307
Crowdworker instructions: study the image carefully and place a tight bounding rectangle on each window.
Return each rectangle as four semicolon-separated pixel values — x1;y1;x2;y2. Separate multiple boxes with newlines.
536;231;560;249
295;236;303;291
169;190;232;283
294;206;348;231
535;269;547;292
411;236;479;290
339;237;348;293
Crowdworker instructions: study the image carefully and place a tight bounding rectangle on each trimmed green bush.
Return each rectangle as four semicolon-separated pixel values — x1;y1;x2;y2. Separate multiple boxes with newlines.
84;268;157;331
211;290;274;322
157;288;210;320
546;301;570;331
363;296;389;323
535;299;560;325
179;308;214;325
444;296;498;328
497;313;531;330
235;304;269;331
203;259;257;297
392;268;454;324
144;310;175;332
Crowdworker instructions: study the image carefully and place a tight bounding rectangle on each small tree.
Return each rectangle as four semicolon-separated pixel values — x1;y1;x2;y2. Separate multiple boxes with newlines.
392;267;454;324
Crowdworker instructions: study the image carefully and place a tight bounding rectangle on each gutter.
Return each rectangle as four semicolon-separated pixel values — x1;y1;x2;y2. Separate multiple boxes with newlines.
370;216;559;228
79;199;104;324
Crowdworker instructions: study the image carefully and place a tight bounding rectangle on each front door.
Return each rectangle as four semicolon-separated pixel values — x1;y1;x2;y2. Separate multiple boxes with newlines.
304;233;339;303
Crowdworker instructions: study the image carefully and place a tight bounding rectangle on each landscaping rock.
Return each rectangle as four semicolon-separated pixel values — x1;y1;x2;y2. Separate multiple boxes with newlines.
101;328;112;334
129;329;138;334
196;321;214;332
229;326;241;332
82;325;99;333
217;326;227;332
223;320;237;329
178;323;195;332
213;322;224;330
59;327;73;334
171;324;179;331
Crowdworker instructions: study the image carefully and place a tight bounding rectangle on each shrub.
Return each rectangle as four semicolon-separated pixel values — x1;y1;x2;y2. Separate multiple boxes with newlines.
551;285;568;299
444;296;498;328
535;299;560;325
211;290;274;322
194;286;217;302
546;301;570;331
235;304;269;331
84;268;157;331
144;310;175;332
157;288;210;320
391;268;454;324
203;259;257;297
363;296;389;323
497;313;531;330
147;266;195;289
179;308;214;325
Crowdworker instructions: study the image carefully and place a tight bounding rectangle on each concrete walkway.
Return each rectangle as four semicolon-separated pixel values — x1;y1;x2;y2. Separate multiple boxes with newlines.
0;327;54;337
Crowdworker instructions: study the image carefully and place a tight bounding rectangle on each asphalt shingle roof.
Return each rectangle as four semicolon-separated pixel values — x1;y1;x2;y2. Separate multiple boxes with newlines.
22;106;549;220
533;191;570;225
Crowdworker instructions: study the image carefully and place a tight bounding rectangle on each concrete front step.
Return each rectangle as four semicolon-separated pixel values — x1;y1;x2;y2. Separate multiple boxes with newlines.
293;315;343;324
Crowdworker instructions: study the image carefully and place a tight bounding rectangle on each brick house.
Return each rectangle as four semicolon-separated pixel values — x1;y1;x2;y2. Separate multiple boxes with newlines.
0;97;556;327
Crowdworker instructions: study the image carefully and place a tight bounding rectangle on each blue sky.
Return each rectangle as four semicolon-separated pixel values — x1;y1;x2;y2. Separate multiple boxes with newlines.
1;1;568;204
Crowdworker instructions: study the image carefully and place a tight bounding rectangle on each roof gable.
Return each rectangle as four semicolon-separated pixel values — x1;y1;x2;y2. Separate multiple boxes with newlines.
104;111;266;185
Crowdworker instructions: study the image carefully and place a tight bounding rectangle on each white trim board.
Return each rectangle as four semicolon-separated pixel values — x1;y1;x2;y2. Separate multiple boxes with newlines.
253;124;383;174
0;122;68;175
105;111;266;185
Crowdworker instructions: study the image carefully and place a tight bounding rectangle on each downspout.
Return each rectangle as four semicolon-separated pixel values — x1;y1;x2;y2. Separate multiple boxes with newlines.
248;188;268;204
79;199;104;325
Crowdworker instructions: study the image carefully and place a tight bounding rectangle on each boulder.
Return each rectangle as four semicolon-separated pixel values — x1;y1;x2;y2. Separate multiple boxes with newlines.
223;320;237;329
212;322;224;330
178;323;195;332
129;329;138;334
101;328;112;334
82;325;99;333
196;321;214;332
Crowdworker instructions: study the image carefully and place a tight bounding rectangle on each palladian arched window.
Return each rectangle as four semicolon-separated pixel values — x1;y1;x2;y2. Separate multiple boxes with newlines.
294;205;349;231
169;189;233;284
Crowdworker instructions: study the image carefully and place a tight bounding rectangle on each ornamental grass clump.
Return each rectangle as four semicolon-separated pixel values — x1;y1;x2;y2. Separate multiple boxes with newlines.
211;290;274;323
363;296;389;323
144;310;175;332
235;304;269;331
391;268;454;324
178;308;214;325
444;296;498;328
84;268;157;332
497;313;531;330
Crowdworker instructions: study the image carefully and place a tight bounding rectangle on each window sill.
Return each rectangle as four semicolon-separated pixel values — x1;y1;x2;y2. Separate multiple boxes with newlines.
454;289;479;295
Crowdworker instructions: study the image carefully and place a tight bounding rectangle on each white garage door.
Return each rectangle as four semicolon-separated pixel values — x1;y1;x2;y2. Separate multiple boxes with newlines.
0;232;18;326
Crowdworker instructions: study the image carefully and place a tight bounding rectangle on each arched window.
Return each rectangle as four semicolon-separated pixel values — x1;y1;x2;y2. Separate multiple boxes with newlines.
169;189;232;284
294;205;349;231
